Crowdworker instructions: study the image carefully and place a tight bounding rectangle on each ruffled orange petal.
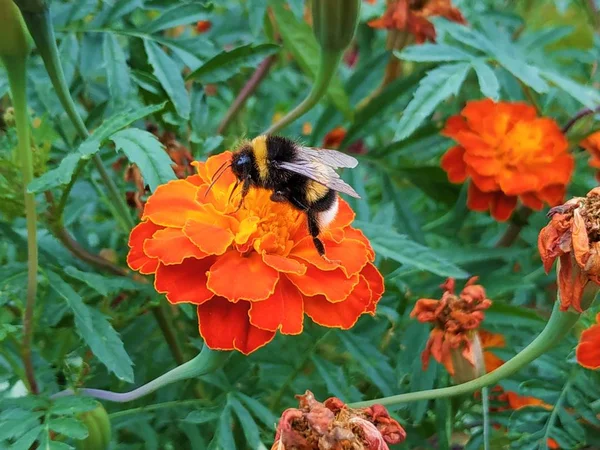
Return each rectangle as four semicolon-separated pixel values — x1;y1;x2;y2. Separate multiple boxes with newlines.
344;227;375;260
183;219;234;255
287;266;359;302
144;228;207;264
328;198;355;229
262;253;307;275
576;314;600;369
467;183;493;212
441;146;467;183
520;192;544;210
206;250;279;301
490;192;517;222
292;236;369;277
248;277;304;335
127;221;162;274
362;262;385;313
303;275;372;329
154;257;215;304
142;179;204;227
197;297;276;355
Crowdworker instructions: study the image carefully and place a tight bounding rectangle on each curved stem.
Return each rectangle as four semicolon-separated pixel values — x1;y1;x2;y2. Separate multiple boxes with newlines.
3;54;39;394
562;106;600;134
495;206;532;247
263;50;342;135
349;302;579;409
51;346;230;403
17;7;133;229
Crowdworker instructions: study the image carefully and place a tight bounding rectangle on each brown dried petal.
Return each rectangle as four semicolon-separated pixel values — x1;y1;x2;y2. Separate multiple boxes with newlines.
572;208;591;270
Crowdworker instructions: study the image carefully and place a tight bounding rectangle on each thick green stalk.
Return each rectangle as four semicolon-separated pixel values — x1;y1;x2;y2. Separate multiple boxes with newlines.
3;54;38;393
349;302;580;409
51;346;230;403
263;50;342;135
16;7;133;229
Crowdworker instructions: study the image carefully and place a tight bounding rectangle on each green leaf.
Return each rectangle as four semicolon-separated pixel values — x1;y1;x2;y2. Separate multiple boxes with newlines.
247;0;268;36
489;47;548;93
235;393;278;429
143;3;211;34
64;266;145;297
48;418;88;440
356;221;469;278
110;128;176;191
27;103;166;193
229;396;264;450
183;407;221;424
103;34;133;108
396;43;475;62
144;40;190;119
8;426;42;450
47;271;134;382
541;70;600;109
208;406;236;450
472;59;500;100
269;1;351;118
50;397;99;416
394;62;471;141
187;43;279;83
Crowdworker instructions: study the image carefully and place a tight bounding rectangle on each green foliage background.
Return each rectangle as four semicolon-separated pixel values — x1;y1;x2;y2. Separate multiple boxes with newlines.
1;0;600;448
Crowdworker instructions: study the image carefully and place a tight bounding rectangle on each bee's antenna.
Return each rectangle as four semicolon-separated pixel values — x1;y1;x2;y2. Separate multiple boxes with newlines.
227;180;240;204
203;163;231;199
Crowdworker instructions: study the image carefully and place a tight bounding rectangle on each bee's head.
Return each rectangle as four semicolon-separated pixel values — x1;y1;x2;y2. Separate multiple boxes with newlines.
231;146;253;180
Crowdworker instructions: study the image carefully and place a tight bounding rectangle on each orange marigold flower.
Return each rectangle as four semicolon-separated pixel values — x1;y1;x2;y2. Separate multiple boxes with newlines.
127;152;383;355
538;188;600;312
576;312;600;369
441;99;573;222
580;131;600;182
272;390;406;449
411;277;491;378
196;20;212;33
323;127;347;149
479;329;505;372
368;0;465;44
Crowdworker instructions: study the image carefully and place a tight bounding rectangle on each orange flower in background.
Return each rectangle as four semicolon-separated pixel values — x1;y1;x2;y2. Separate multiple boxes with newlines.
272;391;406;449
441;99;573;221
323;127;347;149
577;313;600;369
411;278;491;378
196;20;212;33
538;188;600;312
581;131;600;182
127;152;383;354
368;0;465;44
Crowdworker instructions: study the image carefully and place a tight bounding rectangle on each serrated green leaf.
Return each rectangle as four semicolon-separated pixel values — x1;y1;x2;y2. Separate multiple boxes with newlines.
394;62;471;141
143;3;211;34
541;70;600;109
397;43;475;62
103;34;133;108
50;397;99;416
27;153;80;193
208;406;235;450
187;43;279;83
229;396;265;450
48;418;88;440
47;271;134;382
144;40;190;119
356;221;469;278
183;407;221;424
64;266;144;296
269;1;351;118
110;128;176;191
235;393;278;429
247;0;268;36
472;59;500;100
8;426;42;450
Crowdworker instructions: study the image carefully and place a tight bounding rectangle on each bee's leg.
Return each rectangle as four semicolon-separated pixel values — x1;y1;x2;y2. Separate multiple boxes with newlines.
307;211;326;256
270;190;289;203
233;177;251;212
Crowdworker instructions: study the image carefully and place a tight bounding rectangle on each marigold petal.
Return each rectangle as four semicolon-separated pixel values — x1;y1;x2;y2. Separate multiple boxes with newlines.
183;219;234;255
303;275;372;329
441;146;468;183
538;184;566;207
127;221;162;274
576;314;600;369
144;228;207;264
193;151;232;183
344;227;375;260
362;262;384;313
287;265;360;303
235;216;259;245
467;183;493;212
262;253;307;275
142;179;204;227
248;277;304;334
154;257;215;304
572;209;591;270
206;251;279;301
197;297;275;354
520;193;544;210
328;198;355;229
441;115;468;138
490;192;517;221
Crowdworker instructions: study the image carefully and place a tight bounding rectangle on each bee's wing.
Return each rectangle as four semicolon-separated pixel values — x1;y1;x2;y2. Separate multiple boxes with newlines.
296;146;359;169
279;151;360;198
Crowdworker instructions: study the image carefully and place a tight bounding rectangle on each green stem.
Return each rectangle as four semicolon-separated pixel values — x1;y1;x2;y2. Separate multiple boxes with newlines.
542;369;576;449
3;55;39;394
263;50;342;135
51;346;230;403
109;398;211;419
17;7;133;229
349;302;580;409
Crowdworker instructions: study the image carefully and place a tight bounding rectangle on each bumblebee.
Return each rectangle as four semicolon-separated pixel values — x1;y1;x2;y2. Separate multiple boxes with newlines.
209;135;360;259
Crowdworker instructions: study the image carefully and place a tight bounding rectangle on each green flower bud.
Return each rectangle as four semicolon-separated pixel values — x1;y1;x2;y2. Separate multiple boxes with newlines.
311;0;361;53
75;405;112;450
0;0;31;58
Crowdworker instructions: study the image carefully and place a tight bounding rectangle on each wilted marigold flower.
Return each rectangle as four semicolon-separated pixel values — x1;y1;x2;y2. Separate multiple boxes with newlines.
441;99;573;221
576;313;600;369
580;131;600;182
368;0;465;44
538;188;600;312
127;152;383;354
411;278;491;380
272;391;406;449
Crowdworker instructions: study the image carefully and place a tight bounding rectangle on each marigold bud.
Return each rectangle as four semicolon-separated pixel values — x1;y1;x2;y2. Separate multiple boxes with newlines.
0;0;31;58
75;404;111;450
311;0;361;53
